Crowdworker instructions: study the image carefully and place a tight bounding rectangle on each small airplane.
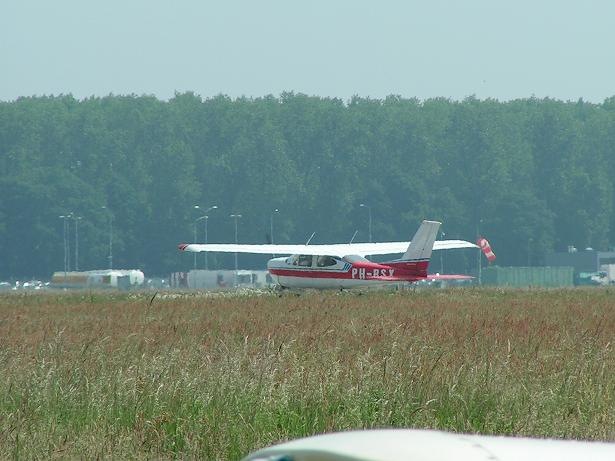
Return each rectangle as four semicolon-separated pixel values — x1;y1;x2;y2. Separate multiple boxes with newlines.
178;220;476;289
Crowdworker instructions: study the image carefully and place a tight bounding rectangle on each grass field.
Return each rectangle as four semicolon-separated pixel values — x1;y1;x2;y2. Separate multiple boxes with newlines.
0;288;614;459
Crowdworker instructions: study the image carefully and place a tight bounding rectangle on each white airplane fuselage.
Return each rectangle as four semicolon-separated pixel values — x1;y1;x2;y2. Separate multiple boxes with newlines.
266;255;428;290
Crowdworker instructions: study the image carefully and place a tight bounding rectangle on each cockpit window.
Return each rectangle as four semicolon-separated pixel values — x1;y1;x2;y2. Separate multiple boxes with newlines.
297;255;313;267
316;256;338;267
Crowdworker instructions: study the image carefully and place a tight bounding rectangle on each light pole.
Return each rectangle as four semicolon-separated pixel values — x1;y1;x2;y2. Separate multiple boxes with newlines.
193;215;207;270
73;215;82;271
193;205;217;270
102;207;113;269
359;203;372;242
203;207;218;270
59;214;72;276
59;216;66;275
204;216;211;270
270;208;279;244
109;214;113;269
67;212;73;271
477;219;483;285
230;214;242;285
440;230;445;274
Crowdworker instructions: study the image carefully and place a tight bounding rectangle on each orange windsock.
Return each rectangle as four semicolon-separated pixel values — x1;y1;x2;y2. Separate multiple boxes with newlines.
477;237;496;262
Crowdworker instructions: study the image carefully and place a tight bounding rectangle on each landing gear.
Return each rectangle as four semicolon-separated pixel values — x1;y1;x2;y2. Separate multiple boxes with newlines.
272;284;288;297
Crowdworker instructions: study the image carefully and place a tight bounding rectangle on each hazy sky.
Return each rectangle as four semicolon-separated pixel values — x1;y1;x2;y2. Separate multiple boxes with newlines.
2;0;614;102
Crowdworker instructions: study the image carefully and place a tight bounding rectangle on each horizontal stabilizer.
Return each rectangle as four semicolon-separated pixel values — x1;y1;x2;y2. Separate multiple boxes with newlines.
427;274;474;281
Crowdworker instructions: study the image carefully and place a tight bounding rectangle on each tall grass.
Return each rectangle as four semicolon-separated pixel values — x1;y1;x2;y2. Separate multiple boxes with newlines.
0;288;614;459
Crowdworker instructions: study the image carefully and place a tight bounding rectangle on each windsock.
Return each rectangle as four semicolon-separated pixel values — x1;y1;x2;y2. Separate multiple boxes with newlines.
477;236;496;262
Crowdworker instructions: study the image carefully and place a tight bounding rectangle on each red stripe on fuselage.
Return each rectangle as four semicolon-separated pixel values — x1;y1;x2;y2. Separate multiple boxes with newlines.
269;259;429;282
269;268;423;282
269;268;355;279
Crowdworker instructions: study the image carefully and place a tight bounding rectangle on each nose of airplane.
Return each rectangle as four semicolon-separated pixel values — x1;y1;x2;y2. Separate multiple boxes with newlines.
267;257;287;270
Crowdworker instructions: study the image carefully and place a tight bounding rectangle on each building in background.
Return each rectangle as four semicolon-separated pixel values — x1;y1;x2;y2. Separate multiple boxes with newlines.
51;269;145;289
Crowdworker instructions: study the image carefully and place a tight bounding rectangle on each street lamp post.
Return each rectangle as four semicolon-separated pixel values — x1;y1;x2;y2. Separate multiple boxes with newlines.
270;209;279;244
67;212;73;272
230;214;242;285
109;214;113;269
59;214;72;276
193;215;207;270
204;213;213;270
59;216;66;275
73;216;82;271
477;219;483;285
193;205;217;270
193;218;199;270
359;203;372;242
440;230;445;274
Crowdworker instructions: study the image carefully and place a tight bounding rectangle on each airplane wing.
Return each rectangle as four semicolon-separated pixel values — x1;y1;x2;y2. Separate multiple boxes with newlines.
427;273;474;280
178;239;476;258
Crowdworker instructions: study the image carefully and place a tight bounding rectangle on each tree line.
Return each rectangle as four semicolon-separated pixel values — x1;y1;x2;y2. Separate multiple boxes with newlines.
1;92;614;279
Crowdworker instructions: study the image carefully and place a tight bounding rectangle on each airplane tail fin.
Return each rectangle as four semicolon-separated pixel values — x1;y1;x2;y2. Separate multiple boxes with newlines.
388;220;441;277
402;220;441;261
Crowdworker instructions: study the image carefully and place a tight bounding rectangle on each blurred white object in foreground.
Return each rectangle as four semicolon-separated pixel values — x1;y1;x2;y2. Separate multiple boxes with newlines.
242;429;615;461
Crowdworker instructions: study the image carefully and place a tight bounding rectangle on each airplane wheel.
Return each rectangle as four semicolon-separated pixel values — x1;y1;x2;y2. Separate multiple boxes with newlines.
273;285;286;297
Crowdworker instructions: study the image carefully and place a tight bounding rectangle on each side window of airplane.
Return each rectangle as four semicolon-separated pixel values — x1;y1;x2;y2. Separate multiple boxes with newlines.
316;256;338;267
298;255;313;267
